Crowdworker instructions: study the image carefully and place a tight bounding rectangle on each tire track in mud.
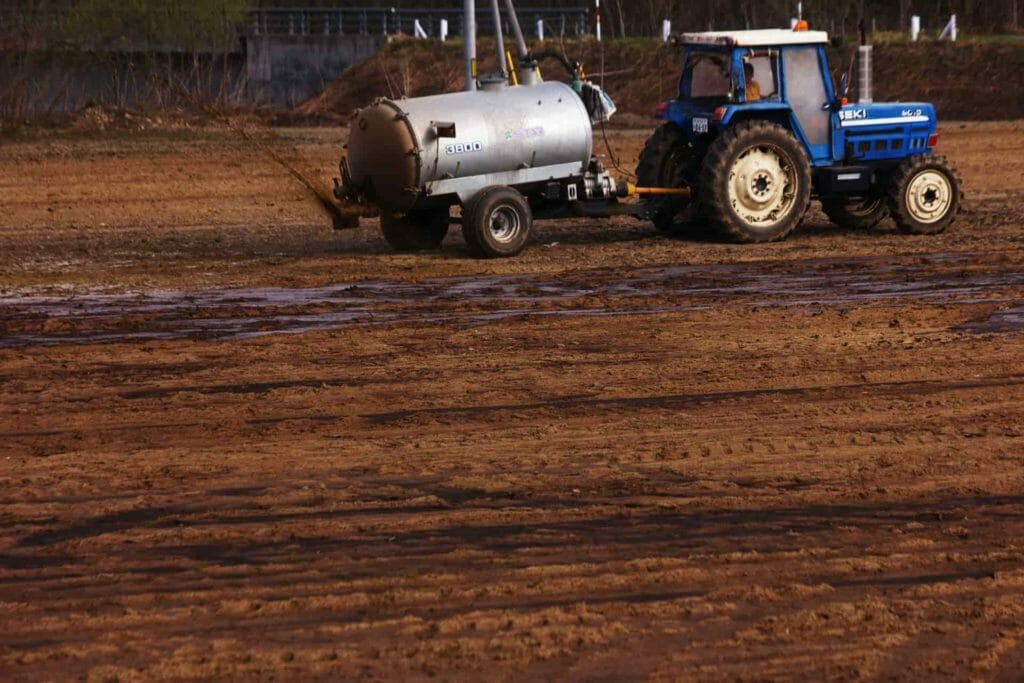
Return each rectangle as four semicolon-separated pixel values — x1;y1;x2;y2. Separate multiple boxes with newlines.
361;373;1024;425
1;251;1023;348
4;480;1023;680
3;373;1020;442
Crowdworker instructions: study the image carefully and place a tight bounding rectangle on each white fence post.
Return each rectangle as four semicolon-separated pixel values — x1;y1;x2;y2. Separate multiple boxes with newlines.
595;0;602;41
661;19;671;42
911;15;920;42
536;18;544;41
939;14;958;41
413;19;427;38
439;18;448;41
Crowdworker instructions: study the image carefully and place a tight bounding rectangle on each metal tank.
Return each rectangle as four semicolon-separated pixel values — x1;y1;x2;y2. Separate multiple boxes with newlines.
342;80;593;213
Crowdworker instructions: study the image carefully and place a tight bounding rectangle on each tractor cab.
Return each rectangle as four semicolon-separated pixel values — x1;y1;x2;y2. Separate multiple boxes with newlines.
666;30;838;159
640;28;960;242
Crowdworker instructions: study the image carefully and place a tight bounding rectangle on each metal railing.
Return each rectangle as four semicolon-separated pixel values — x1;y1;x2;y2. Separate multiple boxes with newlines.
0;6;590;51
247;7;588;39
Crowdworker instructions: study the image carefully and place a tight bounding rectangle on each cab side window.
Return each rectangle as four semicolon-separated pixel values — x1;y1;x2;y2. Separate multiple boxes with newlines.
745;54;779;100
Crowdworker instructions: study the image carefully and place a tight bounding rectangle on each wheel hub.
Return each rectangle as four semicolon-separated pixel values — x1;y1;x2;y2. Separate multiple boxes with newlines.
488;205;520;243
752;173;772;196
728;146;795;226
906;170;952;224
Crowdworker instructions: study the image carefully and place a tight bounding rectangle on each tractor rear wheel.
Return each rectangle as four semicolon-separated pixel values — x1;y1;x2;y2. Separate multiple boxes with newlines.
380;208;450;251
635;123;701;235
821;196;888;230
887;154;962;235
700;120;811;243
462;186;533;258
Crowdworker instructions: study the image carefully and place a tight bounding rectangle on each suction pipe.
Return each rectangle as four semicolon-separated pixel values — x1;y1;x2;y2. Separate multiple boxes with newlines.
464;0;477;90
490;0;507;78
502;0;529;61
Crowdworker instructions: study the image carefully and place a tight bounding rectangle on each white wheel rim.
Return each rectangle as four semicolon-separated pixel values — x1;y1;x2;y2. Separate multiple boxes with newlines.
488;205;520;243
727;145;797;228
905;170;952;224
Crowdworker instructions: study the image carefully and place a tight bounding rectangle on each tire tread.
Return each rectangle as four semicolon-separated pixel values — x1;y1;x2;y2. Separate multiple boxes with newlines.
886;153;963;235
699;119;811;243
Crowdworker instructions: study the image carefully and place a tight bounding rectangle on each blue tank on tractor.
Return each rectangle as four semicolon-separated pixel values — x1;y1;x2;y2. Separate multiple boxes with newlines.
637;28;962;241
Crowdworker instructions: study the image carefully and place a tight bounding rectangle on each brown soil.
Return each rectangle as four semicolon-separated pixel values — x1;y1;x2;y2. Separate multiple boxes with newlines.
1;122;1024;681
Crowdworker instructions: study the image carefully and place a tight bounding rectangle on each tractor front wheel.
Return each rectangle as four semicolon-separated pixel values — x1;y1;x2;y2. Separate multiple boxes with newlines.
700;120;812;243
821;196;888;230
380;208;450;251
887;154;962;235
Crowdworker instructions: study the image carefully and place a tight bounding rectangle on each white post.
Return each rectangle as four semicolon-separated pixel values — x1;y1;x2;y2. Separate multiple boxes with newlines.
464;0;477;91
797;2;803;20
911;15;920;42
440;19;448;41
595;0;602;41
939;14;958;41
661;19;671;42
413;19;427;38
536;18;544;41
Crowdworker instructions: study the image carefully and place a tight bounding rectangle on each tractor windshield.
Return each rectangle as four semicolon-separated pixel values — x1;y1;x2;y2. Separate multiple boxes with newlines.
685;51;733;102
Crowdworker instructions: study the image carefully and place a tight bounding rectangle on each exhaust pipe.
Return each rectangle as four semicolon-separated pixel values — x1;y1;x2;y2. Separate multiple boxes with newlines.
857;45;873;103
857;18;872;103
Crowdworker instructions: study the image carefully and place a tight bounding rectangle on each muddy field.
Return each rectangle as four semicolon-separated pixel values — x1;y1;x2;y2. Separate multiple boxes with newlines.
1;122;1023;681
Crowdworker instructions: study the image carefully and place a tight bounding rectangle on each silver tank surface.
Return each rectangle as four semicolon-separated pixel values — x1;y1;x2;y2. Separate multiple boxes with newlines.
345;81;593;212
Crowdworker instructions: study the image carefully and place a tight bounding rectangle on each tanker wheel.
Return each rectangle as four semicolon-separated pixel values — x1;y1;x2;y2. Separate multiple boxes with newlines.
461;186;533;258
700;120;811;243
379;208;450;252
821;196;888;230
635;123;701;235
887;154;962;235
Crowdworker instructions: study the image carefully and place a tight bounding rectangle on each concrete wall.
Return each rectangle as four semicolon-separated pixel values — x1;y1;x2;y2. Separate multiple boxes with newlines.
0;34;382;117
0;51;246;118
246;34;382;107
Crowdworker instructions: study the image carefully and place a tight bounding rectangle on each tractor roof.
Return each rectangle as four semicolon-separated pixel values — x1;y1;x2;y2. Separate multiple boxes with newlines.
682;29;829;47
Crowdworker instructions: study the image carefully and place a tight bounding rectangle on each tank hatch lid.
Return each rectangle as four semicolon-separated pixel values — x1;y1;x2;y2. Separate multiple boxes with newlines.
681;29;829;47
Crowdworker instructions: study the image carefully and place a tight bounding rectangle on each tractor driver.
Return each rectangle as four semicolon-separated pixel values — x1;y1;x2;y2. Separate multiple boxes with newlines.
744;62;761;101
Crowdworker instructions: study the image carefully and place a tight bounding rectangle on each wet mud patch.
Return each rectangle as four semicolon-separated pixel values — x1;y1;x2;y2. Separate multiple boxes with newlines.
1;251;1021;348
957;305;1024;334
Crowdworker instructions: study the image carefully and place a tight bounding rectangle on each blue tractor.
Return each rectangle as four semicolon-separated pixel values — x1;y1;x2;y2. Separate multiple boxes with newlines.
637;28;963;242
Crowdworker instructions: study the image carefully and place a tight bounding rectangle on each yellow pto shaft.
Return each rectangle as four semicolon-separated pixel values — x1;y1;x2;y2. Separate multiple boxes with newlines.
624;183;692;198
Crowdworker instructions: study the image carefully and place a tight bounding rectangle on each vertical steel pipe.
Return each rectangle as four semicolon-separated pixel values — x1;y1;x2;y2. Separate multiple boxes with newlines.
490;0;507;78
502;0;529;61
464;0;477;90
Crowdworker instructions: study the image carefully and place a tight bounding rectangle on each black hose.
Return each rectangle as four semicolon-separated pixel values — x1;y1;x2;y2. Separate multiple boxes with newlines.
527;50;576;78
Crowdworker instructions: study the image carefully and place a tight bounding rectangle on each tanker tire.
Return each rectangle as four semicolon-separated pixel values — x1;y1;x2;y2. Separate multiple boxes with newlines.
635;123;700;235
821;196;888;230
887;154;962;235
462;186;533;258
700;120;811;243
380;209;450;252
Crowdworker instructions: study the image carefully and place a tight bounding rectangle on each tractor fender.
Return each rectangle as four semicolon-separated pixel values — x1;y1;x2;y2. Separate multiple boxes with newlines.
716;104;793;130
